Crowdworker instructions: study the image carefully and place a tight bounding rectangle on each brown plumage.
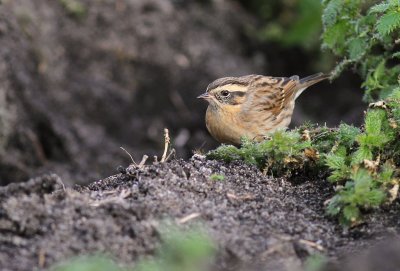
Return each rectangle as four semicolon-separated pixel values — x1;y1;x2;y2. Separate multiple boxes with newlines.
197;73;329;145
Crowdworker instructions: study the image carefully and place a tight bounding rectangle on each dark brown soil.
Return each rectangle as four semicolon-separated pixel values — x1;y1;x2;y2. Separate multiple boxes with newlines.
1;156;399;271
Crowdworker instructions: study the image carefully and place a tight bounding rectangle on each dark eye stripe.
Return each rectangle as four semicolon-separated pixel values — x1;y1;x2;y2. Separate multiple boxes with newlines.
231;91;246;97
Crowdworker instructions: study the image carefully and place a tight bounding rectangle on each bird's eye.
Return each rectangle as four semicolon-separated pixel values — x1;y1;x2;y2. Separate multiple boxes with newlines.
220;90;230;97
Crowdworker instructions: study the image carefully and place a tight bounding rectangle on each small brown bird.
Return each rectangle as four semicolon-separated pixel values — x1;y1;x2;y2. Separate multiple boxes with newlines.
197;73;329;145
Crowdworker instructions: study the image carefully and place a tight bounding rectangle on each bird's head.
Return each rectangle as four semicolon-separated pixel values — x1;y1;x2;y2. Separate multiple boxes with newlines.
197;75;255;110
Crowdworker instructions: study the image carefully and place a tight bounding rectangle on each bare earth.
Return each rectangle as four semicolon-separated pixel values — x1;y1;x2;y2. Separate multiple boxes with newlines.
1;155;399;271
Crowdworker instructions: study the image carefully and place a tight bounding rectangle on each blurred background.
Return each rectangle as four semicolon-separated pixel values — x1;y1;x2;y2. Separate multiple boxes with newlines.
0;0;365;185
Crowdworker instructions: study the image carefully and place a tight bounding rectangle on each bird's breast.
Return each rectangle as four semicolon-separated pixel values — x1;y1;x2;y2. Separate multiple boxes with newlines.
205;106;247;145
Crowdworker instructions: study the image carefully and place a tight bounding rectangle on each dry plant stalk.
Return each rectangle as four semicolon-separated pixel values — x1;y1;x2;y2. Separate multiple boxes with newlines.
177;213;201;224
161;128;170;163
139;155;148;168
121;128;174;166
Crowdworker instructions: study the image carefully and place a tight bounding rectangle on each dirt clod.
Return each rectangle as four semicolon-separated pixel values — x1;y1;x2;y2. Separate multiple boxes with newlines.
1;158;399;271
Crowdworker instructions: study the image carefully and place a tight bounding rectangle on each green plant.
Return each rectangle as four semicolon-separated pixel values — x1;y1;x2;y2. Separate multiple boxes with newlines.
238;0;323;49
210;174;225;181
51;226;215;271
137;226;215;271
52;256;122;271
59;0;86;19
304;254;327;271
322;0;400;101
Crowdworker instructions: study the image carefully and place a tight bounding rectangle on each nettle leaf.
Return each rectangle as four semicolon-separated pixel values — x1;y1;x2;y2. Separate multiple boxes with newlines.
376;11;400;36
352;168;373;192
322;20;349;52
352;144;373;164
369;2;390;14
388;87;400;98
389;0;400;7
365;109;386;135
325;152;346;170
392;52;400;59
379;161;395;183
343;205;360;223
326;195;342;216
363;60;387;92
348;37;368;60
337;124;360;147
322;0;344;27
325;148;352;182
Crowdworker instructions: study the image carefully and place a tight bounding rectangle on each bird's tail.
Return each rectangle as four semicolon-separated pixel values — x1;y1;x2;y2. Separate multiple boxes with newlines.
299;72;330;88
295;72;330;99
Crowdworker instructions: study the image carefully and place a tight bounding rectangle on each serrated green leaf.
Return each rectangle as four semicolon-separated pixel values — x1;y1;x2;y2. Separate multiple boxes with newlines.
322;20;349;52
353;168;373;193
376;11;400;36
343;205;360;222
369;3;390;14
326;195;342;216
348;37;368;60
365;109;386;135
322;0;344;27
392;52;400;58
325;153;346;170
352;145;373;164
389;0;400;8
379;161;395;183
362;189;386;206
337;124;360;147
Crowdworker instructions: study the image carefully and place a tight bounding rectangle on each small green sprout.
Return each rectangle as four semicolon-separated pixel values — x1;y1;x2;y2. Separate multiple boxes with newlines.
210;174;225;181
304;254;327;271
51;255;121;271
59;0;86;18
50;225;215;271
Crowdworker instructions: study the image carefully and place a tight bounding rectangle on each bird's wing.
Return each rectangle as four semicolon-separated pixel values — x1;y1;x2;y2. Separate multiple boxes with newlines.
241;75;300;118
241;73;329;118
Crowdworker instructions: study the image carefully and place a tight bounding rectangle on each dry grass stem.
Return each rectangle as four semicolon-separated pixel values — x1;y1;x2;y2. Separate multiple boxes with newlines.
120;147;137;166
177;213;201;224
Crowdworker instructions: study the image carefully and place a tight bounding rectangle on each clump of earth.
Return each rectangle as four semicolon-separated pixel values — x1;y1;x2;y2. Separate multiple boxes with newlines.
1;155;399;271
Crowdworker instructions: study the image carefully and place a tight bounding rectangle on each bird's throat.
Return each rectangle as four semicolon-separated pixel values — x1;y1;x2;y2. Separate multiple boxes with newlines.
205;105;244;145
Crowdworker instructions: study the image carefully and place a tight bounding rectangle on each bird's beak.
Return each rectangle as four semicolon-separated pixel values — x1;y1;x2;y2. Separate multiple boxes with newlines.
197;92;211;100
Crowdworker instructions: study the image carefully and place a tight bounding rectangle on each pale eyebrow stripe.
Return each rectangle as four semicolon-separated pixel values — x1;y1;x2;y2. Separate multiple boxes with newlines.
211;84;248;93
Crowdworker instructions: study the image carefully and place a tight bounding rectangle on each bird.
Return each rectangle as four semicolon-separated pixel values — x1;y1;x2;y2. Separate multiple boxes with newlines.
197;73;329;145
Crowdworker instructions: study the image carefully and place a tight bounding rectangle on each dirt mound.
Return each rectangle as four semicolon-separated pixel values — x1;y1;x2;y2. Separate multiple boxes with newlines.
0;0;264;185
1;156;399;271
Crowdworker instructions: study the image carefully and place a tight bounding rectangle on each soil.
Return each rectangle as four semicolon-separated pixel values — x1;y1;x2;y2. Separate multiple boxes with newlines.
1;156;399;271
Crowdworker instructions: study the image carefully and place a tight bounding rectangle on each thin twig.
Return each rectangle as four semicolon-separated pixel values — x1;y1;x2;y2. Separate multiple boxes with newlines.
38;249;46;268
120;147;137;166
177;213;201;224
165;148;176;161
299;239;325;251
